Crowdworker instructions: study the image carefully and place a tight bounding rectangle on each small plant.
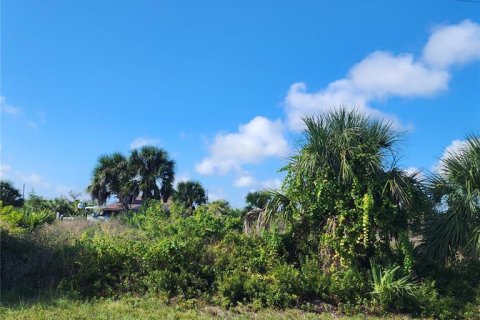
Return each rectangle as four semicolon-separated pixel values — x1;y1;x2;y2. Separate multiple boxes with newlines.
0;203;54;232
370;262;418;311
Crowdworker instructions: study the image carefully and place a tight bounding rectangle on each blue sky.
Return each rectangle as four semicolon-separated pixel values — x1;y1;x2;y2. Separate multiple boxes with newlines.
1;0;479;207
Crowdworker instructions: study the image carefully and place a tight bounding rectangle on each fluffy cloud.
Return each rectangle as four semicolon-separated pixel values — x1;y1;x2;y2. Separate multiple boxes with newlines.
285;82;400;130
423;20;480;69
196;117;289;175
442;139;468;158
196;20;479;193
433;139;468;174
130;137;161;149
349;52;449;98
284;20;479;130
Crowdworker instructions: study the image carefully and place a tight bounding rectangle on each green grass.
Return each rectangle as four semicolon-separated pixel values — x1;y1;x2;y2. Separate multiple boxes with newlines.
0;296;412;320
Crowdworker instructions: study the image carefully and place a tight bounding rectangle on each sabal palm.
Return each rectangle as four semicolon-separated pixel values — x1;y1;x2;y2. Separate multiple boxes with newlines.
174;181;207;209
266;109;421;222
424;134;480;262
296;109;406;184
263;109;428;269
87;153;136;207
130;146;175;202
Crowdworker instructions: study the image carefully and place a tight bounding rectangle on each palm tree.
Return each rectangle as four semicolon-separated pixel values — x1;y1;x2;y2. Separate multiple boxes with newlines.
174;180;207;210
245;190;271;211
264;108;426;267
129;146;175;202
423;134;480;262
87;153;136;208
0;180;24;207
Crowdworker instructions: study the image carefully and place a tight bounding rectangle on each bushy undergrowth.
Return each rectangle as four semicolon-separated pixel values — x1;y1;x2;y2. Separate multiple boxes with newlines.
1;200;479;319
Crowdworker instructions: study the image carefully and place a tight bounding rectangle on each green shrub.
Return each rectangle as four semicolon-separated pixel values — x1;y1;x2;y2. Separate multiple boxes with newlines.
328;267;369;306
267;264;301;307
0;204;54;233
68;232;145;296
299;256;330;300
217;266;301;309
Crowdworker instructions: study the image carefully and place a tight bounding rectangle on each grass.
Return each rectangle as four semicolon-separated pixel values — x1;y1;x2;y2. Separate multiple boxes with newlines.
0;296;412;320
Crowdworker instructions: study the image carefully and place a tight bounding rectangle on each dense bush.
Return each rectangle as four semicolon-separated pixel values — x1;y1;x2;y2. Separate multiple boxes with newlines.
1;198;479;319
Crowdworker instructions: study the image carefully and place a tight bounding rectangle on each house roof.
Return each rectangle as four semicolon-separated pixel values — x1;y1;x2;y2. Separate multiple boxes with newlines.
100;199;143;212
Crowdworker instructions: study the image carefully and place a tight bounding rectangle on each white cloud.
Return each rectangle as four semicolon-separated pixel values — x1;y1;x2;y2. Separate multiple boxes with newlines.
196;158;241;176
432;139;468;174
423;20;480;69
443;139;467;158
0;96;21;115
284;20;479;131
285;82;402;130
234;173;257;188
196;116;289;175
349;51;449;98
130;137;161;150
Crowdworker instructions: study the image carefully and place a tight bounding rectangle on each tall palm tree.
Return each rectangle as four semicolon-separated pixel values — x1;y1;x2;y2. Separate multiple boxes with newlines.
266;109;422;220
129;146;175;202
264;109;426;267
424;134;480;262
87;153;137;208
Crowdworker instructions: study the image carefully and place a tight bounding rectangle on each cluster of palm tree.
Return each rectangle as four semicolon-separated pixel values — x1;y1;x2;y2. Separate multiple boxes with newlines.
87;146;175;208
87;146;209;211
86;112;479;266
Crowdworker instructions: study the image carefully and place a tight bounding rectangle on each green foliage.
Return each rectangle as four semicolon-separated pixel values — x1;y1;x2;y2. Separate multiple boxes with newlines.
174;181;207;211
328;268;369;307
0;180;24;207
0;203;54;233
299;257;330;300
130;146;175;202
87;146;175;206
370;263;418;311
265;109;425;271
24;192;50;212
1;125;479;319
423;134;480;262
245;190;271;211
